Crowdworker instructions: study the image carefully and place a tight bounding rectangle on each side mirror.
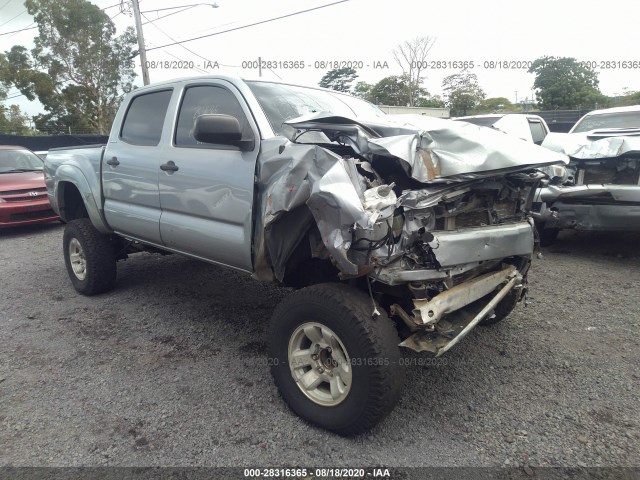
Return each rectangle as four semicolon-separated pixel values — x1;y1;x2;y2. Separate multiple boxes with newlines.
193;114;254;150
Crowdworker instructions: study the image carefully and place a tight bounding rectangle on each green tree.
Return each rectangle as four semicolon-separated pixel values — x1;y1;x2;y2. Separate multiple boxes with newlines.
362;75;440;107
0;104;31;135
367;76;411;105
1;0;136;134
608;89;640;107
473;97;517;114
416;95;445;108
442;72;485;116
528;56;604;110
353;81;372;99
318;68;358;92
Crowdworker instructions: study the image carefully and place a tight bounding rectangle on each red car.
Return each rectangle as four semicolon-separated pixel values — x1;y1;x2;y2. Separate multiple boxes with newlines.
0;145;59;228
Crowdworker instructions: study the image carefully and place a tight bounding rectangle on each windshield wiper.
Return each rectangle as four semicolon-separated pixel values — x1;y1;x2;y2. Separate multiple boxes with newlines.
0;168;43;173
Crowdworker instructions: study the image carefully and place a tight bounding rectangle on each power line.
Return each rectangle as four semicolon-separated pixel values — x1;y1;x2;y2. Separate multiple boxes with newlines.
0;9;25;28
164;50;208;75
5;92;26;100
0;23;36;36
140;10;241;71
141;12;210;72
0;0;13;10
141;6;194;25
145;0;350;52
140;4;216;14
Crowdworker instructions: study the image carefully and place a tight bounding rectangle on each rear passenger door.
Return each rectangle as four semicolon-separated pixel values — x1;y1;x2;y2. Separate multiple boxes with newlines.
157;82;260;272
103;89;173;244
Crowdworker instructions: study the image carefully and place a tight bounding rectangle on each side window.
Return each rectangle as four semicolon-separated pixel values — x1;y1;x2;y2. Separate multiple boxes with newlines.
528;120;547;145
120;90;172;146
175;85;252;147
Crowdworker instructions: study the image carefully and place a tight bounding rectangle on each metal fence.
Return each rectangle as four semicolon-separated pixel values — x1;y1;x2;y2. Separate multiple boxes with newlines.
0;134;109;151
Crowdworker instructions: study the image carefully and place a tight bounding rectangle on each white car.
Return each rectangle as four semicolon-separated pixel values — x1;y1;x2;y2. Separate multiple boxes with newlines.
455;113;550;145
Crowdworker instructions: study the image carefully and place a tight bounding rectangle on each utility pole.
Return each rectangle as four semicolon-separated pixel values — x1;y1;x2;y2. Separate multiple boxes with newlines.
131;0;150;85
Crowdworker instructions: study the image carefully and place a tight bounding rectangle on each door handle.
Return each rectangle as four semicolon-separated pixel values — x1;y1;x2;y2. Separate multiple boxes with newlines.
106;157;119;166
160;161;179;172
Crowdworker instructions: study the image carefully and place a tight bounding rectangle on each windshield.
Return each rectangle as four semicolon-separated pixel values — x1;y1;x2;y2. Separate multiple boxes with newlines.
0;149;44;173
571;111;640;133
247;81;385;139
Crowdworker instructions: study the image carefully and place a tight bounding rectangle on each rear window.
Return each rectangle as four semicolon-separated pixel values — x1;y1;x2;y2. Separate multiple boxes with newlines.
528;120;547;144
120;90;173;145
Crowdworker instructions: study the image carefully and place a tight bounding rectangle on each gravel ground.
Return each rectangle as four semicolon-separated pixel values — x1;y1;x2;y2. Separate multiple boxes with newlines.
1;223;639;468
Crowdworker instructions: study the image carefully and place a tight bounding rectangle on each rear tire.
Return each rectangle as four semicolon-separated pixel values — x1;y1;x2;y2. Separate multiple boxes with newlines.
63;218;117;295
269;283;404;435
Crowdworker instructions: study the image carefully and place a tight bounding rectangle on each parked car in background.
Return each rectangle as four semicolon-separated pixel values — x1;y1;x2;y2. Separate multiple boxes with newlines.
455;113;550;145
532;105;640;245
0;145;59;228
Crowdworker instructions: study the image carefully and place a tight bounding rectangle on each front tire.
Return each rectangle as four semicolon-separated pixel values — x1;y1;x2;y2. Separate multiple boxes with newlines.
479;288;521;326
269;283;404;435
63;218;117;295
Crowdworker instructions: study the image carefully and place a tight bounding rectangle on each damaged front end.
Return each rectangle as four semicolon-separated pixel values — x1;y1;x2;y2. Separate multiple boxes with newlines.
533;132;640;232
254;114;566;356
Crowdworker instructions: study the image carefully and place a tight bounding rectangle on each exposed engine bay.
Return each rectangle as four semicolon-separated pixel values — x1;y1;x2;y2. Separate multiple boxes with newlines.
253;114;567;355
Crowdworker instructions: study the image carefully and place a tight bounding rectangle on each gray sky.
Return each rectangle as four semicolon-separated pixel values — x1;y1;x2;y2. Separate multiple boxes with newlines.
2;0;640;117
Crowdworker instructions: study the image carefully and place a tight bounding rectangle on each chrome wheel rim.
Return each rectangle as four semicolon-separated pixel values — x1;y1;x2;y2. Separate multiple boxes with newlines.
68;238;87;280
288;322;352;406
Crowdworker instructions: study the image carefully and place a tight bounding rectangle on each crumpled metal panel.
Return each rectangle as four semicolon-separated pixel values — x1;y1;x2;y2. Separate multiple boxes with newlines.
253;138;370;280
285;113;568;183
542;132;640;159
254;114;567;282
538;184;640;203
427;222;534;268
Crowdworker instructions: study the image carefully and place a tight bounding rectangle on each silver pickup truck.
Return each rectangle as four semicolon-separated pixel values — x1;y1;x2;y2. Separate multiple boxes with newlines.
532;105;640;245
45;75;566;434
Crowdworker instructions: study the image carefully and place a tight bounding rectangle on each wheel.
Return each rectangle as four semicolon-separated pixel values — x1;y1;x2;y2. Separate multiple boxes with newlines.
63;218;117;295
268;283;404;435
479;288;521;326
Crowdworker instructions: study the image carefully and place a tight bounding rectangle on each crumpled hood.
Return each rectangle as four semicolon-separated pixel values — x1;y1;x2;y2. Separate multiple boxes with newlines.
285;113;568;182
542;130;640;159
253;113;566;283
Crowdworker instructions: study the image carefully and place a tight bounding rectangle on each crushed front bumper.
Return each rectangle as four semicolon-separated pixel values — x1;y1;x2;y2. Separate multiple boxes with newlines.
375;220;534;285
400;265;523;356
373;221;533;356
